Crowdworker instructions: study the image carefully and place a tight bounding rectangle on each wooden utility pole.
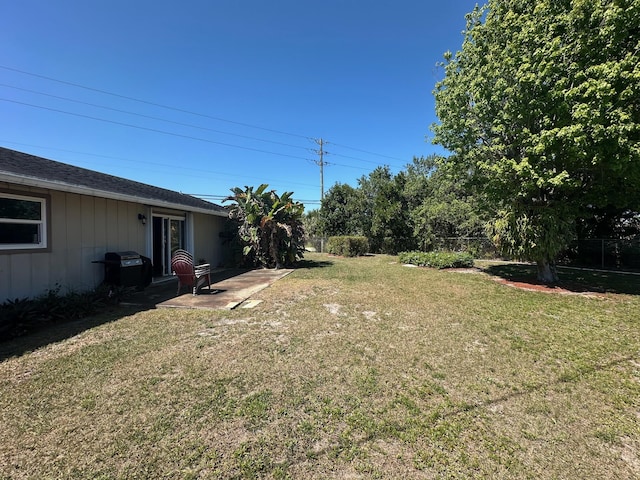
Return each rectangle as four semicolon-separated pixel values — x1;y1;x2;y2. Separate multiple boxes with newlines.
314;138;329;201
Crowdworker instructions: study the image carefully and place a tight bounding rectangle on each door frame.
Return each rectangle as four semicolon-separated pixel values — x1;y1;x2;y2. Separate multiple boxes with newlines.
151;212;188;277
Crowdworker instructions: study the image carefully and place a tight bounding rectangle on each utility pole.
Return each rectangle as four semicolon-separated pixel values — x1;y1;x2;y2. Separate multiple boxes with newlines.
313;138;329;201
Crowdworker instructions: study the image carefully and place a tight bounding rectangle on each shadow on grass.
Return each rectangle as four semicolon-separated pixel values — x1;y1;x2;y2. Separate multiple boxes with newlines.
0;268;265;361
0;283;180;362
295;258;334;269
484;263;640;296
0;309;134;362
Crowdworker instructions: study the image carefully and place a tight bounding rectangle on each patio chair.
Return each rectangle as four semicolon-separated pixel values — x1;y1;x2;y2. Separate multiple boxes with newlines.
170;249;211;295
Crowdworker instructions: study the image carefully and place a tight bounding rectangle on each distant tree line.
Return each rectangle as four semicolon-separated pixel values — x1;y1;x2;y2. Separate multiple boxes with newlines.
305;155;488;254
305;150;640;269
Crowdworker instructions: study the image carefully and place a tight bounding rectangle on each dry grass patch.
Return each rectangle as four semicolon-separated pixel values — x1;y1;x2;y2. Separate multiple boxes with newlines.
1;253;639;479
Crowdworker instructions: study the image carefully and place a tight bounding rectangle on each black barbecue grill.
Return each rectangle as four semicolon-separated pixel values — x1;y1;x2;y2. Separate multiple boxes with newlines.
102;251;151;289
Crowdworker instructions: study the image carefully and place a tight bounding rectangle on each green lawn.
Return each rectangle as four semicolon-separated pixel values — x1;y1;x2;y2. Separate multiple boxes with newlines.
1;253;639;479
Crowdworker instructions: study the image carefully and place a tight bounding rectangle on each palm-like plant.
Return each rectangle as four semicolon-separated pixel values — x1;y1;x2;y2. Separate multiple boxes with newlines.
225;185;305;268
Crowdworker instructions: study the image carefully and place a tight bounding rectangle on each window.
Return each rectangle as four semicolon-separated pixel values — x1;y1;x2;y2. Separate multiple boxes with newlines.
0;192;48;251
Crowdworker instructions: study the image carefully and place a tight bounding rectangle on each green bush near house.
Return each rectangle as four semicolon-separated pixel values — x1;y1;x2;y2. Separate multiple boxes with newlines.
0;285;109;340
399;250;474;269
327;236;369;257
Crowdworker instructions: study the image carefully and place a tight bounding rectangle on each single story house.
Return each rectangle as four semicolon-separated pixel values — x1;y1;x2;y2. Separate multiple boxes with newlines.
0;146;229;302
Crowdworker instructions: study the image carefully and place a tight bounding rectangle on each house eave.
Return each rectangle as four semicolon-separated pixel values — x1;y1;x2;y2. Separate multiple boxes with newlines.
1;172;229;217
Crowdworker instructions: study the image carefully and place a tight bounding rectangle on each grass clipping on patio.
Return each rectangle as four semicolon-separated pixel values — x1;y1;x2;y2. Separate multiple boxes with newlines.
1;253;639;479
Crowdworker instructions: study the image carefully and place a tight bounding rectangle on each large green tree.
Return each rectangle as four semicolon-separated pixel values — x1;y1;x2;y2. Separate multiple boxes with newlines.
358;166;414;253
404;155;486;251
432;0;640;282
225;185;305;268
318;183;364;237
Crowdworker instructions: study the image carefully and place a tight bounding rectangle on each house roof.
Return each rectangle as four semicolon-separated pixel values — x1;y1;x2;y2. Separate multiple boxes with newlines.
0;146;228;216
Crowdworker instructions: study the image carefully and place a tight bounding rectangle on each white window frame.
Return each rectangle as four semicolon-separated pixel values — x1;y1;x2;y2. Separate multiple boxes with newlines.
0;192;48;251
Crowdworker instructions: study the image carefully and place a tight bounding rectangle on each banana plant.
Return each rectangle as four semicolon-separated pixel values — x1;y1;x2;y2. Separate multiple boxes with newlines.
225;185;306;268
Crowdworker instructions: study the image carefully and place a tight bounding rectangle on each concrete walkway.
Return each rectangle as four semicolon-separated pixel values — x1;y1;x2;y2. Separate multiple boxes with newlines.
155;268;293;310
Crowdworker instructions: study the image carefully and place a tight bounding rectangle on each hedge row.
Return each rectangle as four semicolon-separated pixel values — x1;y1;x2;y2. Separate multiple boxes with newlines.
327;236;369;257
398;251;475;269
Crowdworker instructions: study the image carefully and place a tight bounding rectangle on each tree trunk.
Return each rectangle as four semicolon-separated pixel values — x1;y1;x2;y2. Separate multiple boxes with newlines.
270;227;282;269
536;259;559;284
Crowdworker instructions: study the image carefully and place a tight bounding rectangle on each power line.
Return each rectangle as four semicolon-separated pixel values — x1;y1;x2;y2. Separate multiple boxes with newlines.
2;94;392;204
2;64;421;204
0;140;319;191
330;151;405;169
1;98;312;162
191;193;321;204
2;96;385;179
0;64;312;140
2;85;399;174
324;161;372;171
1;82;406;171
330;141;406;163
0;83;313;152
1;64;412;168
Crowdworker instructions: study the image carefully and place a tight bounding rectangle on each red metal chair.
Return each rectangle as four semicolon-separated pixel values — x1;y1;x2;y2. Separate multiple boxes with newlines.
170;249;211;295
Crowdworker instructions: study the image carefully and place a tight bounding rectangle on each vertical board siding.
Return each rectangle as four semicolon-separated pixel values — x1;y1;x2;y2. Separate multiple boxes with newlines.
49;190;68;292
94;197;107;245
1;181;223;301
0;186;146;301
193;213;226;268
30;253;51;297
92;197;108;288
105;198;120;252
64;192;83;294
80;194;97;290
130;204;146;253
9;254;30;299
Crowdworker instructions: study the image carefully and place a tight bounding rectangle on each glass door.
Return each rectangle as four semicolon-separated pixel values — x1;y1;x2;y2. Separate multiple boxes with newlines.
152;214;186;276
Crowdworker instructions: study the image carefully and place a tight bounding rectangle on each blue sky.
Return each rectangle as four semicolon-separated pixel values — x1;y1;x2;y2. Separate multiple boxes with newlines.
1;1;478;209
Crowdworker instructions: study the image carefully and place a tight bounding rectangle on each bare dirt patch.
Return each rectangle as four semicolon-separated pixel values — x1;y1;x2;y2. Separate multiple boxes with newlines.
323;303;342;315
447;267;483;274
491;276;603;296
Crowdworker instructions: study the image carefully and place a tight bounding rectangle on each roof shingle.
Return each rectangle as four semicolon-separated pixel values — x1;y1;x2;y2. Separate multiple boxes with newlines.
0;146;227;215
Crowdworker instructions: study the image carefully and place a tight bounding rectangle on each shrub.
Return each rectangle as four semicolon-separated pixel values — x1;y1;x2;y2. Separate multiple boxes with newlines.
398;250;474;269
327;236;369;257
0;286;108;340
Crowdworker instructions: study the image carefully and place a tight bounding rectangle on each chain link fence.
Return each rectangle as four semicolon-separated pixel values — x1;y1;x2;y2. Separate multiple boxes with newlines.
305;236;329;253
558;238;640;271
433;237;640;271
431;237;499;259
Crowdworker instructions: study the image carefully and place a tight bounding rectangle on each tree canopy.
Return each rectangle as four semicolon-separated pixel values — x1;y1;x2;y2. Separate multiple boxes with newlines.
317;183;364;237
358;166;414;253
432;0;640;282
406;156;486;251
316;158;486;254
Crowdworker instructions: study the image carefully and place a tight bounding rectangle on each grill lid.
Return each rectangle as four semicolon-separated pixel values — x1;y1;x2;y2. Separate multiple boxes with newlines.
105;251;143;266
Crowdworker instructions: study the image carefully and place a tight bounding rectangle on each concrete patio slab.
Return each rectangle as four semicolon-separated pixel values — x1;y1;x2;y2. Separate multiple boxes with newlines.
156;268;293;310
